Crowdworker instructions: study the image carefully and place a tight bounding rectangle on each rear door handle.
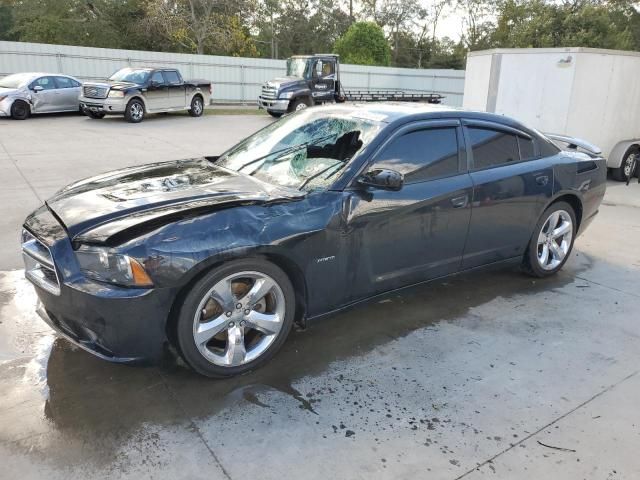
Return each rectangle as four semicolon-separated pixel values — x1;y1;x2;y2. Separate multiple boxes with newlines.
450;195;468;208
536;175;549;186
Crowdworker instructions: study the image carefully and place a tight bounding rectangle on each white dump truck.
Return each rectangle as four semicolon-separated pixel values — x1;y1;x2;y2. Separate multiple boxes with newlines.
463;47;640;181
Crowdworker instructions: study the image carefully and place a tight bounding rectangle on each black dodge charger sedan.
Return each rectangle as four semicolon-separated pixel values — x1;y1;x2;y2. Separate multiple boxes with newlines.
22;103;606;377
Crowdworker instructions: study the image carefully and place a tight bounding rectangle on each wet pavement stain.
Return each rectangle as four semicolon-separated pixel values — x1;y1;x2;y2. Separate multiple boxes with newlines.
2;241;640;479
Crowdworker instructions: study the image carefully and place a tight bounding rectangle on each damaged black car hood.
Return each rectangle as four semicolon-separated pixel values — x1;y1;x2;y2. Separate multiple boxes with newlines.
46;158;303;244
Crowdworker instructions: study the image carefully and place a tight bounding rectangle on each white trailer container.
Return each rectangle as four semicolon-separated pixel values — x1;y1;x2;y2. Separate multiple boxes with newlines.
463;47;640;181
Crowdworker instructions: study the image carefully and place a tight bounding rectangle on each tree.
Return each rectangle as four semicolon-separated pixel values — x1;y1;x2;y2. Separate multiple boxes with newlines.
334;21;391;65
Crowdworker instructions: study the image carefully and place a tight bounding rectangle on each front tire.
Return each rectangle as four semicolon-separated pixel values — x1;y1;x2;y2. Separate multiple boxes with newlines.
188;95;204;117
289;97;311;112
267;110;283;118
176;258;295;378
124;99;145;123
10;100;30;120
522;201;576;278
611;146;639;182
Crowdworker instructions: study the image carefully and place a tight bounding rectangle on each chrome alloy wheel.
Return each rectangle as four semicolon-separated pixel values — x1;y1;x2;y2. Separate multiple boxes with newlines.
130;102;144;121
624;153;638;178
192;98;203;115
192;271;285;367
537;210;573;271
295;101;307;111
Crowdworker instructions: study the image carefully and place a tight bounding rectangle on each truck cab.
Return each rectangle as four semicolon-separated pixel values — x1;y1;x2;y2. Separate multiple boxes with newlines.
258;54;341;117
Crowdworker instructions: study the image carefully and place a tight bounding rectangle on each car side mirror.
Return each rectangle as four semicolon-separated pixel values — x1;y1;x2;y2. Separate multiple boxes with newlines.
358;168;404;191
32;85;43;93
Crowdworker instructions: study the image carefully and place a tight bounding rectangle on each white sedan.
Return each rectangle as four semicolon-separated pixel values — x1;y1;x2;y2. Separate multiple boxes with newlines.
0;72;82;120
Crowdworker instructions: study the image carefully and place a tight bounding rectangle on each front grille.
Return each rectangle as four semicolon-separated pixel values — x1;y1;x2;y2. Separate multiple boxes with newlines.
22;229;60;295
261;84;277;100
83;85;109;99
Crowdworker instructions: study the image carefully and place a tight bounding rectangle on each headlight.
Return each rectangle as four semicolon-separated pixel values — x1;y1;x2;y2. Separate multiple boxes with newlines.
108;90;125;98
278;91;293;99
75;246;153;288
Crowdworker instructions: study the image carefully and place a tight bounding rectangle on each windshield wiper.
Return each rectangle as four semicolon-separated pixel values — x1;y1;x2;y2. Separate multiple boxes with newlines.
298;163;344;190
235;134;336;173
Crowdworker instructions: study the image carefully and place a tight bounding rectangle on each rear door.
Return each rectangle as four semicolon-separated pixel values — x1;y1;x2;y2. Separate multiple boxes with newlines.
29;76;59;113
53;76;81;110
345;120;473;299
163;70;186;109
145;70;169;110
461;120;554;268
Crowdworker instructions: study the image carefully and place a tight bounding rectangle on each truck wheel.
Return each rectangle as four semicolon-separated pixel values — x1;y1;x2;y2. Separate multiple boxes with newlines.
267;110;283;118
10;100;30;120
124;99;145;123
611;146;639;182
188;95;204;117
86;110;105;119
289;97;311;112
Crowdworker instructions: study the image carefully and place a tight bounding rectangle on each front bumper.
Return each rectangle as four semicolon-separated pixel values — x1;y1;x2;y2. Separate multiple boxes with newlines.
79;95;127;115
33;279;175;363
257;96;289;113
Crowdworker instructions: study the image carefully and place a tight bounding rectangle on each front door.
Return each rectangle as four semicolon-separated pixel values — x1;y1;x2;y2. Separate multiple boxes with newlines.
310;58;336;102
29;76;59;113
461;121;554;268
145;70;169;111
344;121;472;301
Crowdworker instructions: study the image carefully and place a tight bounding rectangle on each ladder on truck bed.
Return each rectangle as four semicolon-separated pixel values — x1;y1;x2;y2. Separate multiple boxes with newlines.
342;89;444;104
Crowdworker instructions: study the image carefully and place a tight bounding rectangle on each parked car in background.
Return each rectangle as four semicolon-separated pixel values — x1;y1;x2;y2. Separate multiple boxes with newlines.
0;72;82;120
79;67;212;123
22;103;606;377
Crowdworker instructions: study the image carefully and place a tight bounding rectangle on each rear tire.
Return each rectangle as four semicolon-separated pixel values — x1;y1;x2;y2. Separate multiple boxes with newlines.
522;201;576;278
124;99;145;123
176;258;295;378
611;146;639;182
267;110;283;118
188;95;204;117
10;100;30;120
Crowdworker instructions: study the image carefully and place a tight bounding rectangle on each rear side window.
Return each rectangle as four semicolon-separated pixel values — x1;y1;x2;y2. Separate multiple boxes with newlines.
163;71;181;85
518;136;536;160
372;127;459;183
468;127;520;169
54;76;77;89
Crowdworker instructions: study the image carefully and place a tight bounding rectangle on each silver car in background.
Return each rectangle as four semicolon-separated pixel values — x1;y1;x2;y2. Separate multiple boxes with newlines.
0;72;82;120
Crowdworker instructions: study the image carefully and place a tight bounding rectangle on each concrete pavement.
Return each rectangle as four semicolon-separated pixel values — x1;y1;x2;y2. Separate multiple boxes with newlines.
0;112;639;479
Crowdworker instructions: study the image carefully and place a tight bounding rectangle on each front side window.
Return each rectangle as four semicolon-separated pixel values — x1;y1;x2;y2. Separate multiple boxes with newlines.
371;127;459;183
315;60;335;78
150;71;165;85
217;109;383;191
468;127;520;170
31;76;56;90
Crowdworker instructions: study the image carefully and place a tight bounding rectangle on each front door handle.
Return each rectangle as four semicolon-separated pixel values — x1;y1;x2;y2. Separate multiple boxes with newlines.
450;195;468;208
536;175;549;186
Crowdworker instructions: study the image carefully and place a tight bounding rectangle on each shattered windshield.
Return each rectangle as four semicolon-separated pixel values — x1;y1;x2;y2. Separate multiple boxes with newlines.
286;58;310;78
217;109;383;191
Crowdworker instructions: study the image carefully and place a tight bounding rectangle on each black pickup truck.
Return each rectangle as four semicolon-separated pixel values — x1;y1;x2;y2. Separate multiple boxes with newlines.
79;67;212;123
257;54;443;117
